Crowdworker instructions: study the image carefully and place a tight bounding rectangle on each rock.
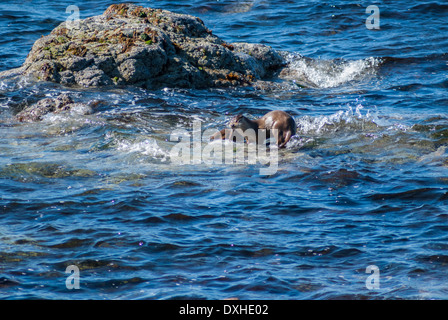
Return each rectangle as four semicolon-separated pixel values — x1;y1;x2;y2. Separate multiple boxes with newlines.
15;93;90;122
2;3;287;89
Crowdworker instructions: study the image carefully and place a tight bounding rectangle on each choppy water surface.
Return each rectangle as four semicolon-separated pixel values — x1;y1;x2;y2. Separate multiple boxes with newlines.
1;0;448;300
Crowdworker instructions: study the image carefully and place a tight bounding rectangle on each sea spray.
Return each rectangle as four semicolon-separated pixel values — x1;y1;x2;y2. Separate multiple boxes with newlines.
280;52;382;88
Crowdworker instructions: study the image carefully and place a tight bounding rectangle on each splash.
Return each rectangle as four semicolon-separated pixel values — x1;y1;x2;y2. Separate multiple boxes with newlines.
296;104;382;135
116;137;169;162
280;53;382;88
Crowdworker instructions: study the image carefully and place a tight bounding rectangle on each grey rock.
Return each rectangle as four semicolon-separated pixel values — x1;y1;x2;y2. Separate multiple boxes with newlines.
15;93;94;122
16;93;74;122
1;3;288;89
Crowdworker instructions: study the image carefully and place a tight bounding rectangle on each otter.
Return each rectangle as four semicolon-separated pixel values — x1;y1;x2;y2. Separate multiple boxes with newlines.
210;127;244;143
211;110;297;148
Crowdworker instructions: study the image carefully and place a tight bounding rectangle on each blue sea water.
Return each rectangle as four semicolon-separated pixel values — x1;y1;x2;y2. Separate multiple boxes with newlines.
0;0;447;300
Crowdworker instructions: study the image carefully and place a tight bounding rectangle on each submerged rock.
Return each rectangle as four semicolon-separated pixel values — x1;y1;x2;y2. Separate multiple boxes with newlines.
15;93;93;122
16;94;75;122
3;3;286;89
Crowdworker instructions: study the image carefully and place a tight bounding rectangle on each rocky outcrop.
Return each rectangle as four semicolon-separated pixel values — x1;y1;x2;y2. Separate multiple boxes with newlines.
4;3;286;89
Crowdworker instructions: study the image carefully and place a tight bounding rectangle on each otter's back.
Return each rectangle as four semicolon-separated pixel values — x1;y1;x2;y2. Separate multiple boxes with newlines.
260;110;296;134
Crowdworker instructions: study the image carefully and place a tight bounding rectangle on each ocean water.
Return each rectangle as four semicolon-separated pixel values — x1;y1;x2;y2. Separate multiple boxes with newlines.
0;0;448;300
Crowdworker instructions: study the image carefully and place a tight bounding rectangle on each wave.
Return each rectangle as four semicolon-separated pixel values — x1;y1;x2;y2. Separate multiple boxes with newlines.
294;104;383;136
409;2;448;14
380;53;447;66
279;52;382;88
115;136;170;162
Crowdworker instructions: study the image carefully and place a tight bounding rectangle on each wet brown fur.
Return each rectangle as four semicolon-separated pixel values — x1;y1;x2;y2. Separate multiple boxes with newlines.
212;110;296;148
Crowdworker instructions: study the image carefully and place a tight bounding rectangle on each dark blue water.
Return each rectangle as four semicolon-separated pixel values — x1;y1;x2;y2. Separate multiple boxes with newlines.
1;0;448;300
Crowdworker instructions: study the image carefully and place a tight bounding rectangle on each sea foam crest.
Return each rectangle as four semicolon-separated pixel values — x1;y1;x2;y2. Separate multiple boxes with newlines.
282;53;381;88
116;137;169;162
295;104;381;135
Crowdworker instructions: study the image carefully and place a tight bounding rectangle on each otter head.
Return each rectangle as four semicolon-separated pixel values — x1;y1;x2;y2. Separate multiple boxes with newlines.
229;114;249;129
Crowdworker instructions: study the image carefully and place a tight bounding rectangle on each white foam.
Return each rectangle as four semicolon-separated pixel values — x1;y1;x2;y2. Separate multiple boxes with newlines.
283;53;381;88
295;104;382;135
116;138;169;162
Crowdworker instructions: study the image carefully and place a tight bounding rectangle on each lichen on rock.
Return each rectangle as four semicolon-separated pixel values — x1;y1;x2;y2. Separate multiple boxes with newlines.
5;3;286;90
